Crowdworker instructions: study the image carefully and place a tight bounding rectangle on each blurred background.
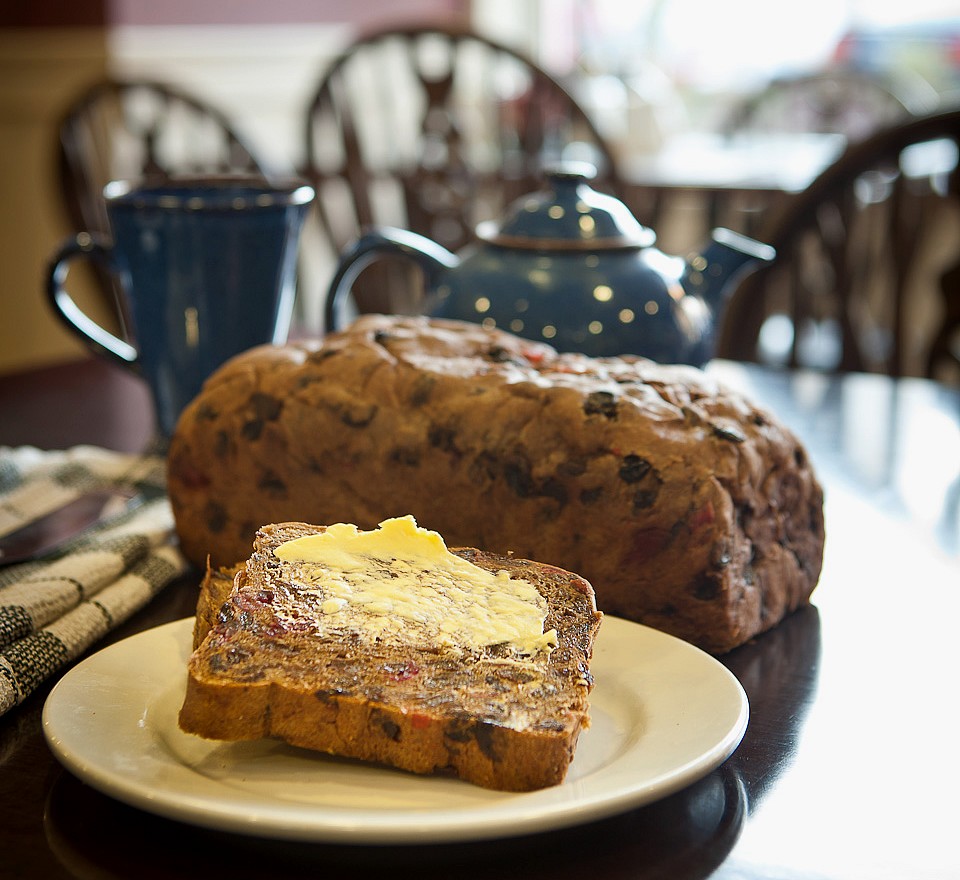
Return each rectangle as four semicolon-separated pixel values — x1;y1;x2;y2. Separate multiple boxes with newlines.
3;0;959;375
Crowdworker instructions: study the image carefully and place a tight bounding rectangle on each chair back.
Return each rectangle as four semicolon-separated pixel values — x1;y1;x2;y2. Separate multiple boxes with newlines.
302;23;622;317
57;77;266;242
717;107;960;383
720;69;935;142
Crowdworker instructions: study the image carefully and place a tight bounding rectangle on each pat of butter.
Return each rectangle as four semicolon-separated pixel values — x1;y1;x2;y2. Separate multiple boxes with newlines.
273;516;557;655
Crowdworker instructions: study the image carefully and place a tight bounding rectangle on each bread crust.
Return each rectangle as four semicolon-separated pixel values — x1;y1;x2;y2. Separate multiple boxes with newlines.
179;522;603;792
192;561;242;649
168;315;824;653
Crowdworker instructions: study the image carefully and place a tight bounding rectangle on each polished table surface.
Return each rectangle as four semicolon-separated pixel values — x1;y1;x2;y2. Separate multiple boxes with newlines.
1;356;958;880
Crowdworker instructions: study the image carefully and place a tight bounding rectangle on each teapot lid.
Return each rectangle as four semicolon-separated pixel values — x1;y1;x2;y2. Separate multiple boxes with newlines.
476;162;656;250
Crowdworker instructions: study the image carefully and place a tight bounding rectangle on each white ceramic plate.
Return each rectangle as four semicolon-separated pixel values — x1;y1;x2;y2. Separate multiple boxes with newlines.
42;616;747;844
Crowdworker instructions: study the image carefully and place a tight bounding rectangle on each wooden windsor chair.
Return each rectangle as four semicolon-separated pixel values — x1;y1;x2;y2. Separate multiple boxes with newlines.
717;107;960;384
58;77;266;241
301;22;623;321
55;77;267;332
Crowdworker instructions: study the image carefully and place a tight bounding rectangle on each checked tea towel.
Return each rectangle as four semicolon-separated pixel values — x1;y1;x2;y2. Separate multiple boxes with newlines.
0;445;189;715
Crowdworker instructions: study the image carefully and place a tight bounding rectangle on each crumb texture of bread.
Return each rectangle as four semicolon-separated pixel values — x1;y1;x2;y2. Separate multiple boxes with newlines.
167;315;825;654
179;522;603;792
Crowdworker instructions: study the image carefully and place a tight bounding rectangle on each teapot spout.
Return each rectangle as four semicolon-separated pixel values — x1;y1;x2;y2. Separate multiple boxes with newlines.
684;227;775;311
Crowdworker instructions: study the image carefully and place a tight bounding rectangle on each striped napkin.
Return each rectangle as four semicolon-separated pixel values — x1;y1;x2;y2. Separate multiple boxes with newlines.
0;445;189;716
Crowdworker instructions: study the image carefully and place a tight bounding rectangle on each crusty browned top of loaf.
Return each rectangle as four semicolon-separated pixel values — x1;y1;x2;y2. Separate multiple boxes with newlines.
168;315;824;654
179;522;603;792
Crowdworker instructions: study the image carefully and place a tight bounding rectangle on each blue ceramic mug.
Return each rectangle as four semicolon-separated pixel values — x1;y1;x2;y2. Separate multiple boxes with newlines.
46;176;314;439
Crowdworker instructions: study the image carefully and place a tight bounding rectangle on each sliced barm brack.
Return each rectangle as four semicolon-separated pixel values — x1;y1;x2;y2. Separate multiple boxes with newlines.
179;517;603;791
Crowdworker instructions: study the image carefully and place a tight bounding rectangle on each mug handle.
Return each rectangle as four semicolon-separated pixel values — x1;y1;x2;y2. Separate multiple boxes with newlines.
45;233;139;369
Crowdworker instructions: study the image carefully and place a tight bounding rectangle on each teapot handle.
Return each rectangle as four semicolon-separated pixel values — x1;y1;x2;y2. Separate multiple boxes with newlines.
324;226;459;332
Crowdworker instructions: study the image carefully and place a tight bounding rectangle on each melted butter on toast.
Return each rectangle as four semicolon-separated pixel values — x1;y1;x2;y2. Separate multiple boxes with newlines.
273;516;558;656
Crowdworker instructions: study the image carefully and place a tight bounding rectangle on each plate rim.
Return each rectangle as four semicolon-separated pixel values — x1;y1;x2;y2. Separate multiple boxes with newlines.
42;616;748;844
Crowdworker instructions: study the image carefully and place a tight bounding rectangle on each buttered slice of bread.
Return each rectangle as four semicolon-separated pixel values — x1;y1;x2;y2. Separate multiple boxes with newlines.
178;517;603;791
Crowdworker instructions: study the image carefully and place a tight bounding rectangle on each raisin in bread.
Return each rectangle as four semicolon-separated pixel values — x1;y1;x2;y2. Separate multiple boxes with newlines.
167;314;825;654
178;520;603;792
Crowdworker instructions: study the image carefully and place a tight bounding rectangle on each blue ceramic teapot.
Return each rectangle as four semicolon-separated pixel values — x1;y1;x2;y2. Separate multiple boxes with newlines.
324;163;774;365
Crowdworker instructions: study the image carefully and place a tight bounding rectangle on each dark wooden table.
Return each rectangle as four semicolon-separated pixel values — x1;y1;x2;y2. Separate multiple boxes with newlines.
1;356;958;879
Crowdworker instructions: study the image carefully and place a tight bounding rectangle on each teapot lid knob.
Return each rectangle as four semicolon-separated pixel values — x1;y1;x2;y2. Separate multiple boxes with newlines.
478;160;656;250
